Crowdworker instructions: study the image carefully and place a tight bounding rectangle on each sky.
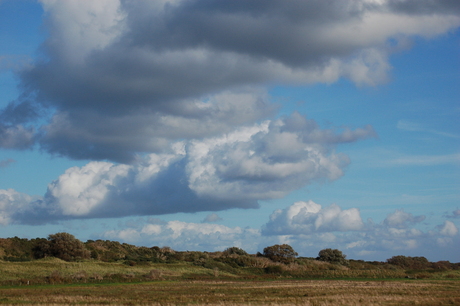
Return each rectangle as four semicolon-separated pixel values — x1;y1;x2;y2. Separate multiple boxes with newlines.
0;0;459;262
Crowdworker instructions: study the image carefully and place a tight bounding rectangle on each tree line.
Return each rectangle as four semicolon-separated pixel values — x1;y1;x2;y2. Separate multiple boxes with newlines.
0;233;458;272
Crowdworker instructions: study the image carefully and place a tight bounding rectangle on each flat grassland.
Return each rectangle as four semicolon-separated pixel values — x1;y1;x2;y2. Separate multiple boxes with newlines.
0;279;459;305
1;258;459;305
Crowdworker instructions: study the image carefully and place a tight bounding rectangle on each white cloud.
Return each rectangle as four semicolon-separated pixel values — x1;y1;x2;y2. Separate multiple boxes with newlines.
0;189;39;225
97;206;460;261
46;162;130;216
257;200;459;260
103;220;262;252
438;220;459;237
383;209;425;229
39;0;126;64
2;112;375;224
262;200;364;235
187;113;375;202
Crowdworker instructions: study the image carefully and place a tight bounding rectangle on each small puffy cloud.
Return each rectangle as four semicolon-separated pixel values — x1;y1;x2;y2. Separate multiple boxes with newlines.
202;213;222;223
258;202;459;260
438;220;459;237
97;207;460;261
262;200;364;235
383;209;425;229
103;220;262;252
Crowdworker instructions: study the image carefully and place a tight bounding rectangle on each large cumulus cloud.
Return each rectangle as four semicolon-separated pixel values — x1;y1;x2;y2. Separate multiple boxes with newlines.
1;113;375;224
0;0;458;161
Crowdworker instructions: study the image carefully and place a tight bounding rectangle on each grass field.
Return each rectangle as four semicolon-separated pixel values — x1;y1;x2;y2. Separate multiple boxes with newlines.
0;279;459;305
1;255;459;305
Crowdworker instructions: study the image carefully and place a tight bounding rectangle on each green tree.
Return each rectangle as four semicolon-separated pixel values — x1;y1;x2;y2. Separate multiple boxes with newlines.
263;244;298;264
317;248;348;265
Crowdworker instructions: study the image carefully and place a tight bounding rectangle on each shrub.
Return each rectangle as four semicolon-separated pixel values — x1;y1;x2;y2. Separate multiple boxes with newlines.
35;232;90;261
223;247;248;256
387;255;430;270
317;248;348;265
263;244;298;264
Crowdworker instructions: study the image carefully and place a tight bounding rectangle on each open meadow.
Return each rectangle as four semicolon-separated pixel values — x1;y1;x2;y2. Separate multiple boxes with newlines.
1;237;459;305
0;279;459;305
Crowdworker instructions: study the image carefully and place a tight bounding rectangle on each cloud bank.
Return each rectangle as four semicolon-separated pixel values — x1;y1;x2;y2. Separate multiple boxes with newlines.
1;0;458;162
102;201;460;261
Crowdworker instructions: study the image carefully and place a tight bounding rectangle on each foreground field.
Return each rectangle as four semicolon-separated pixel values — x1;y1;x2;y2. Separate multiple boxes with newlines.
0;279;459;305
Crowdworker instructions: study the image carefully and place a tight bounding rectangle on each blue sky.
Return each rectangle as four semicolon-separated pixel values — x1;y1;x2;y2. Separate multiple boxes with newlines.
0;0;459;262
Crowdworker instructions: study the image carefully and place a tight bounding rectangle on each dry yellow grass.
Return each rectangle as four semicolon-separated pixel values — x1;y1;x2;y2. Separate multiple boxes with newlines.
0;279;459;305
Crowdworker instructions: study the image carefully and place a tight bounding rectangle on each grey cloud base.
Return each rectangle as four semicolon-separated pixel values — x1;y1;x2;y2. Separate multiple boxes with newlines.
2;0;459;161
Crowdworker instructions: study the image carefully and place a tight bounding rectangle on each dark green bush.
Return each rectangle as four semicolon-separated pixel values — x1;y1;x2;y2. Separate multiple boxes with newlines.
387;255;430;270
263;244;298;264
34;233;90;261
223;247;248;256
317;248;348;265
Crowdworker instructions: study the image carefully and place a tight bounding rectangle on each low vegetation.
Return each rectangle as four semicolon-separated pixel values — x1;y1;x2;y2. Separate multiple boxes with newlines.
0;233;459;283
0;233;459;304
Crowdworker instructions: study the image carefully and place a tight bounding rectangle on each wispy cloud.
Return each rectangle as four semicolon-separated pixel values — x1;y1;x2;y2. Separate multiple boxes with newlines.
397;120;459;139
388;153;460;166
0;158;15;168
